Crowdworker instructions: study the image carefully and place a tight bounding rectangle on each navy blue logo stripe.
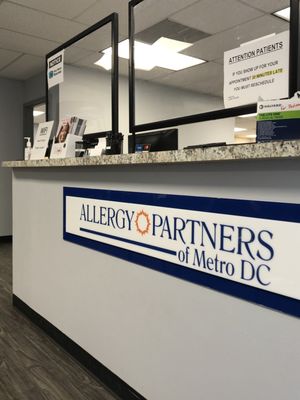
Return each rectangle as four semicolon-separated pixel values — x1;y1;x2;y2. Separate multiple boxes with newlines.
80;227;176;256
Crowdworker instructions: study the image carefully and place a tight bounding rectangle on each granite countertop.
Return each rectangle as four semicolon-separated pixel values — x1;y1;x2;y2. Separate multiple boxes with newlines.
2;140;300;168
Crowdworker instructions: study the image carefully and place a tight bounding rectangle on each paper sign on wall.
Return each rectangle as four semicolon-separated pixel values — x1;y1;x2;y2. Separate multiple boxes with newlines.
47;50;64;89
224;31;289;108
30;121;54;160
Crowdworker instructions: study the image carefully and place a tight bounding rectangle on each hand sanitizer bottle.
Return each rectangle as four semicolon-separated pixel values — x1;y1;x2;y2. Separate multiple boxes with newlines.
24;137;32;160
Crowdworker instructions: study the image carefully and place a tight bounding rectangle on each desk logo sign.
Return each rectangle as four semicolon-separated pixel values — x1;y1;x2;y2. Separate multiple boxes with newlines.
64;187;300;318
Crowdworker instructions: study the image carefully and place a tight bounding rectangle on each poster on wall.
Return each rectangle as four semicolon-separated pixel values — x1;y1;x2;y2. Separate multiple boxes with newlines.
47;50;64;89
64;187;300;318
223;31;289;108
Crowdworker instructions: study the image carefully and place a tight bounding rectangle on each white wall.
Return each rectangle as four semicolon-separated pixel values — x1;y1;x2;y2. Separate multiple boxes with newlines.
24;72;45;103
60;65;234;151
13;161;300;400
0;77;24;236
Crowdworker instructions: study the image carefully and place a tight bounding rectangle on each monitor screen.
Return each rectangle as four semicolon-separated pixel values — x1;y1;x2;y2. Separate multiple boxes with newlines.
128;129;178;153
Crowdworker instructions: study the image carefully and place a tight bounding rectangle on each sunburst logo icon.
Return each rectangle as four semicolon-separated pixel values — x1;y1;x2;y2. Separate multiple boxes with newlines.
135;210;151;236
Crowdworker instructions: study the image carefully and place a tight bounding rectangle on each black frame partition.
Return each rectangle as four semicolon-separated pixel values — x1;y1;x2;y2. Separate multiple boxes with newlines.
129;0;300;136
46;13;119;136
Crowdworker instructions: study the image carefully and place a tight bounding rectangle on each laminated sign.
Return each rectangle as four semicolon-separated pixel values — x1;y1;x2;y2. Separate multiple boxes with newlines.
257;92;300;142
64;187;300;318
47;50;64;89
224;31;289;108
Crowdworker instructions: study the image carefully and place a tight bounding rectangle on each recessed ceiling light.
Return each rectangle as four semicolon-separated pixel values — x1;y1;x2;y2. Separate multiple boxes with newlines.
238;113;257;118
234;127;247;132
273;7;290;22
94;54;113;70
95;37;206;72
33;110;45;117
153;37;192;53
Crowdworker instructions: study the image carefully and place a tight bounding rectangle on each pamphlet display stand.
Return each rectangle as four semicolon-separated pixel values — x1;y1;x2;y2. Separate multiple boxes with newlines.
50;135;81;159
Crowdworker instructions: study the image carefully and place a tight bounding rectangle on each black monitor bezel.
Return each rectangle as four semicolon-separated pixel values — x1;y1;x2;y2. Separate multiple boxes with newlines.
128;129;178;153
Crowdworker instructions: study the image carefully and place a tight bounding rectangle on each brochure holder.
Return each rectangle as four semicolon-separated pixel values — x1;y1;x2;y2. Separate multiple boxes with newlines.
50;135;81;159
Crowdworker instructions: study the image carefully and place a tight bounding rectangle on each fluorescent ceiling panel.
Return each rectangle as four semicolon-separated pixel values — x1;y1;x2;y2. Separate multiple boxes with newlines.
273;7;290;22
153;37;192;52
96;38;206;71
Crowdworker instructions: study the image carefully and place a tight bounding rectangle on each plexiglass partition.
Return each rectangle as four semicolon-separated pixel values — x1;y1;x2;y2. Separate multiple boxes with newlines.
129;0;295;142
46;13;118;137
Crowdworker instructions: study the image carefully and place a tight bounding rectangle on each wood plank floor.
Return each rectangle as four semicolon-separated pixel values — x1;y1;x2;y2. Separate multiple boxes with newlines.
0;241;121;400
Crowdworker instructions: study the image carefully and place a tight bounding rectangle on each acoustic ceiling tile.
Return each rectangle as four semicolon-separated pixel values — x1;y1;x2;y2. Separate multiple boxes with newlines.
74;27;111;52
75;0;129;36
183;15;288;62
240;0;290;13
0;54;44;80
0;48;21;70
0;2;86;43
152;62;224;98
73;52;108;69
133;0;197;34
64;47;95;64
0;29;58;57
6;0;97;19
170;0;263;34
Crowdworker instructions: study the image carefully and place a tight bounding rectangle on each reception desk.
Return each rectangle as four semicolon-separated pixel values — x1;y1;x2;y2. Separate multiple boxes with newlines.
3;141;300;400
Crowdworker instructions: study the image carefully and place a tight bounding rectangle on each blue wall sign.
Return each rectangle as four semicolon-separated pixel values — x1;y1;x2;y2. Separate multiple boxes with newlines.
64;187;300;318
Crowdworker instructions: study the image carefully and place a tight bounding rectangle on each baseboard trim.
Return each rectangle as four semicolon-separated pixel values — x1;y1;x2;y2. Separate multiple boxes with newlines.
0;235;12;242
13;295;146;400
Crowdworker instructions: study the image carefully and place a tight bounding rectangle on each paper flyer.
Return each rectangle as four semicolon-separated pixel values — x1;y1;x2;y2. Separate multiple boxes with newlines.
30;121;54;160
224;31;289;108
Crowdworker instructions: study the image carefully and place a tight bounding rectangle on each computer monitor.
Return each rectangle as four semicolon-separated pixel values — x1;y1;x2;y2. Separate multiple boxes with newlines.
128;129;178;153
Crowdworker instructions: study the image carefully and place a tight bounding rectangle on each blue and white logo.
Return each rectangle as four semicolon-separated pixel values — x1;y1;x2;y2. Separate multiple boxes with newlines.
64;187;300;318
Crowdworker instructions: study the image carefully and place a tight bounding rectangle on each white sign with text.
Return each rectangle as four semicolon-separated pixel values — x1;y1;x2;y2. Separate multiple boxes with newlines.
31;121;54;160
47;50;64;89
65;194;300;301
224;31;289;108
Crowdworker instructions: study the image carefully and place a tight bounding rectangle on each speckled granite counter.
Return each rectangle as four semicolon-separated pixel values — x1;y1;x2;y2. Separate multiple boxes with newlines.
3;140;300;168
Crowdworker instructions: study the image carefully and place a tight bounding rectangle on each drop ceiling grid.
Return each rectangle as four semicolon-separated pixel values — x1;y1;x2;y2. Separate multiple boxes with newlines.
0;0;291;93
169;0;264;35
7;0;98;20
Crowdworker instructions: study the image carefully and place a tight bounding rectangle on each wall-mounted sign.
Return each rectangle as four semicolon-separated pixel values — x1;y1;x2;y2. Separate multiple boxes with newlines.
31;121;54;160
224;31;289;108
47;50;64;89
64;187;300;318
